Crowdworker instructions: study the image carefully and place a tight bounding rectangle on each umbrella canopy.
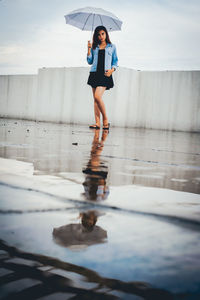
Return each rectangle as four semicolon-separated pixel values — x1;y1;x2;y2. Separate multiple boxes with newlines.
64;6;122;37
53;223;107;250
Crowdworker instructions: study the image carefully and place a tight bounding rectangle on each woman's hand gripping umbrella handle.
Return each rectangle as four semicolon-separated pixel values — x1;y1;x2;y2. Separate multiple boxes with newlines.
87;40;92;56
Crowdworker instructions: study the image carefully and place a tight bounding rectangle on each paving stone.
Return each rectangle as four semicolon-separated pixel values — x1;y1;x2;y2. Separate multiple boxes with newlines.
37;292;76;300
0;250;9;260
37;266;53;272
49;269;98;290
49;268;77;279
0;267;14;277
97;287;111;293
0;278;41;299
5;257;42;267
108;290;144;299
0;250;8;255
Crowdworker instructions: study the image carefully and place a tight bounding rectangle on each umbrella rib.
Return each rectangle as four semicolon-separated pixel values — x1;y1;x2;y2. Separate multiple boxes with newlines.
111;18;121;30
98;14;103;26
82;13;93;30
92;14;95;32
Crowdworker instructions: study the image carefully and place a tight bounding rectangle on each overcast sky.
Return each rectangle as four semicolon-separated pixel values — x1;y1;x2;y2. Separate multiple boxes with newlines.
0;0;200;74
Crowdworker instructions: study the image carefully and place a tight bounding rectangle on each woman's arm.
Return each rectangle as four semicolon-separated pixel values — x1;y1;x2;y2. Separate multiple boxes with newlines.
105;45;118;77
87;40;93;65
111;44;118;70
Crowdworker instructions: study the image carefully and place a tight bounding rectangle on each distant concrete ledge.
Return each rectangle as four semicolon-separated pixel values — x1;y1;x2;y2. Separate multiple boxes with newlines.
0;67;199;132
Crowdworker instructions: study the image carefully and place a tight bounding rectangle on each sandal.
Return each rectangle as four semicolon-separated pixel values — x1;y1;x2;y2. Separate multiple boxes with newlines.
89;124;100;129
103;122;110;130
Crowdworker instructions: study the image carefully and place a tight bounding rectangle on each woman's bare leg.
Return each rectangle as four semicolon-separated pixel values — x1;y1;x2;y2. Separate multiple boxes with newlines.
94;86;108;126
92;87;100;126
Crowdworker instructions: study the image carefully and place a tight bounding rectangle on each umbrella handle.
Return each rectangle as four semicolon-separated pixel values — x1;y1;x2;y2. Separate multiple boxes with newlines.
90;14;95;43
90;30;93;43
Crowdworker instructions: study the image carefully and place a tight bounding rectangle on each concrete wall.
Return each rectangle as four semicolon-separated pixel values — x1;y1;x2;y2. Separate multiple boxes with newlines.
0;67;199;132
0;75;38;120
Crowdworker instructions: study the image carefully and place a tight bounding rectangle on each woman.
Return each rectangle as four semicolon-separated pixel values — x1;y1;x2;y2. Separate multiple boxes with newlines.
87;25;118;130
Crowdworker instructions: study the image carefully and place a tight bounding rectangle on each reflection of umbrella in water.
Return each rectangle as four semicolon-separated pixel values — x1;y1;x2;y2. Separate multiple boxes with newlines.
53;223;107;250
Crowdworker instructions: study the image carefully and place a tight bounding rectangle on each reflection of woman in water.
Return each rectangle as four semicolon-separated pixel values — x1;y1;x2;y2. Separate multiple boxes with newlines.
53;130;110;250
80;211;97;231
82;129;109;201
53;210;107;249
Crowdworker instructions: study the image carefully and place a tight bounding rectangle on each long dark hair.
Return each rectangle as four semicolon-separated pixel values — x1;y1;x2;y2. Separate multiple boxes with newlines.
92;26;112;50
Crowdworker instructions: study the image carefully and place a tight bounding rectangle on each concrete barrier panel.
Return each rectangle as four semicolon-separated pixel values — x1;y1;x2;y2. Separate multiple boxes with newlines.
0;75;37;120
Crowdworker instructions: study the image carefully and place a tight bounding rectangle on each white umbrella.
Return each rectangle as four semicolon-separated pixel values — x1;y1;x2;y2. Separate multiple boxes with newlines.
53;223;107;250
64;6;122;40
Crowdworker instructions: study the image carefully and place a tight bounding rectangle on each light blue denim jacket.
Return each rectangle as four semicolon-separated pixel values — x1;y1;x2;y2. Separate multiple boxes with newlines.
87;43;118;72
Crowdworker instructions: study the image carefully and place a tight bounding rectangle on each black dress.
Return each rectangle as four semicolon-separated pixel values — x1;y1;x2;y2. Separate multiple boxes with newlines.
87;49;114;90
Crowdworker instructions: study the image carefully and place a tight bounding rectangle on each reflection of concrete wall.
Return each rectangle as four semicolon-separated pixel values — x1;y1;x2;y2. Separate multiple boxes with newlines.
0;67;199;132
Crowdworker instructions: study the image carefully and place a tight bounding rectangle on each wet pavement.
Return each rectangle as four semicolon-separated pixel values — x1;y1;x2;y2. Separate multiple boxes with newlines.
0;118;200;299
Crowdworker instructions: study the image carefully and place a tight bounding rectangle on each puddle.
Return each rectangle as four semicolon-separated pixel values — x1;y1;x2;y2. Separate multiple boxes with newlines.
0;119;200;298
